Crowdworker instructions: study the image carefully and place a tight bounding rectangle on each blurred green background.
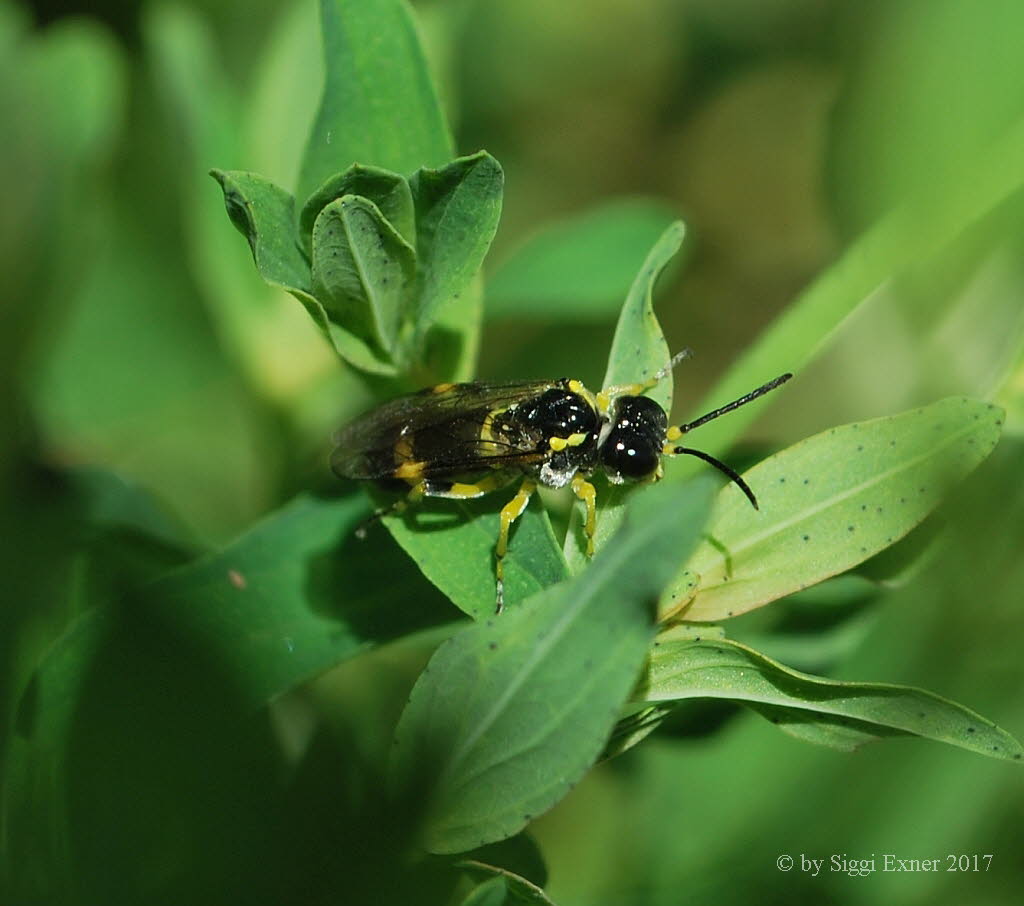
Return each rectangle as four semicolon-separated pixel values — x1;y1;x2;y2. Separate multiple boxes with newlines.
2;0;1024;903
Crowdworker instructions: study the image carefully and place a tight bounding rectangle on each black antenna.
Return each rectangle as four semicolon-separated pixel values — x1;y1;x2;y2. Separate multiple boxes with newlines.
673;373;792;436
669;446;759;509
664;372;793;510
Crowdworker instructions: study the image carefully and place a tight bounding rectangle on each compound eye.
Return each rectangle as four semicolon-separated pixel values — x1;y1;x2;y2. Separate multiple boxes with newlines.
601;431;660;479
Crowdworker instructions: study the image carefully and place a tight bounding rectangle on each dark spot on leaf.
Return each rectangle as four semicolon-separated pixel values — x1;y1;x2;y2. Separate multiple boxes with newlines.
857;445;863;452
967;727;975;733
900;497;906;504
889;439;896;446
779;477;786;484
860;504;866;511
847;525;855;532
802;478;809;485
488;641;497;651
802;534;810;541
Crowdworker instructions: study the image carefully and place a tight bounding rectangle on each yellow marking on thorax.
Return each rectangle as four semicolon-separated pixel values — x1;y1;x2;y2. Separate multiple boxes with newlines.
548;432;588;451
666;426;683;441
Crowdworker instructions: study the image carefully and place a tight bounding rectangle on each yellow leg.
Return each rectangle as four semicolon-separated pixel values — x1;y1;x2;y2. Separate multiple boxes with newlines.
571;473;598;557
494;478;537;613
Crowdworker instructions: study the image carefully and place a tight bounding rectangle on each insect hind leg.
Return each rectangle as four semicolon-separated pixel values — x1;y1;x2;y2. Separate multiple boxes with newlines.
495;478;537;614
355;481;427;538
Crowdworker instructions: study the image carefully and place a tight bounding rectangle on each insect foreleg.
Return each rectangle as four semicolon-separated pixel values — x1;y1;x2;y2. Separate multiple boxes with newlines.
571;473;598;557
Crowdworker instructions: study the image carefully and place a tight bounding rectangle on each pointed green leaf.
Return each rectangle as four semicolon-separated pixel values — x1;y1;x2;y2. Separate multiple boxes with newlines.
410;151;504;336
297;0;453;206
311;195;416;356
675;397;1003;621
380;490;569;621
487;198;679;320
642;638;1024;761
564;221;684;568
300;163;415;254
210;169;397;374
209;169;310;293
391;477;715;854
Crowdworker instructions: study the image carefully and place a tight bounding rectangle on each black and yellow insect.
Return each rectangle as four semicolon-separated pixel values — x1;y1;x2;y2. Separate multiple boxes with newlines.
331;353;791;612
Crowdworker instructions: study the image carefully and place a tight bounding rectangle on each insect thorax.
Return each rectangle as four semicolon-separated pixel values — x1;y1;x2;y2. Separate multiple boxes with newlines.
490;383;600;488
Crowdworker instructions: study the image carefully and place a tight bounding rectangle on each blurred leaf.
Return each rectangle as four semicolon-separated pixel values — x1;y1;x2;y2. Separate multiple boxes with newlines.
243;0;322;191
564;221;683;568
676;114;1024;463
5;492;458;900
675;397;1003;621
297;0;454;206
300;163;416;253
829;0;1024;231
487;198;679;320
380;490;568;621
642;638;1024;761
311;195;416;357
391;477;714;854
16;493;454;748
409;151;503;340
419;271;483;383
146;4;340;405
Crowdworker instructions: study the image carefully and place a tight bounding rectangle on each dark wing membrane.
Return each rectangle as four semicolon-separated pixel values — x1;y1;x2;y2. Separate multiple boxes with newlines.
331;380;559;480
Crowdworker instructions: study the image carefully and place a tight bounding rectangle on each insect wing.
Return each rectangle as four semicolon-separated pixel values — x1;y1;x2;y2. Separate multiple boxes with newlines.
331;380;559;480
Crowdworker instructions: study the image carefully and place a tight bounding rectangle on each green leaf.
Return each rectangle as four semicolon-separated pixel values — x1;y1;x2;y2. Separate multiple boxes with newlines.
381;490;569;621
297;0;453;206
409;151;504;337
209;169;311;293
299;163;415;254
641;638;1024;761
673;113;1024;464
209;169;400;375
311;195;416;356
487;198;680;320
391;477;715;854
564;221;684;569
674;397;1003;621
